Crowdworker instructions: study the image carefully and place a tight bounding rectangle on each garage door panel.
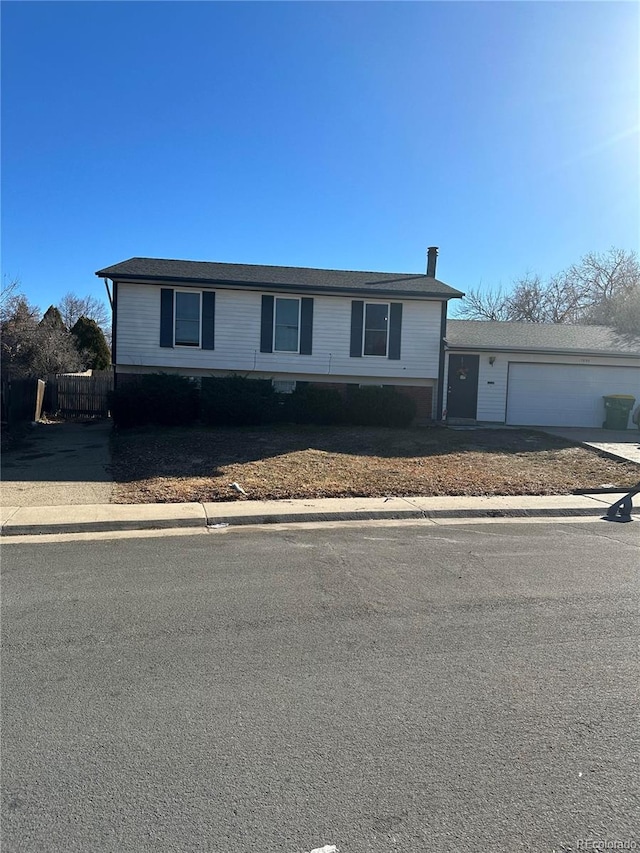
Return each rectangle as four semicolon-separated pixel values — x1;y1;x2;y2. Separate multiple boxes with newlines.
506;363;639;427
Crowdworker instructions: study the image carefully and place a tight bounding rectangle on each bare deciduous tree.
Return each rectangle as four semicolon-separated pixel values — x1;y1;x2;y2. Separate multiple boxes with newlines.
0;277;27;322
57;292;110;331
455;285;513;321
569;247;638;304
605;284;640;336
455;248;640;334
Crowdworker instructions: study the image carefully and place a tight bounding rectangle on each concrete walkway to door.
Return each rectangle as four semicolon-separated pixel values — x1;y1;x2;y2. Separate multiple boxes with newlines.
1;420;113;507
537;427;640;465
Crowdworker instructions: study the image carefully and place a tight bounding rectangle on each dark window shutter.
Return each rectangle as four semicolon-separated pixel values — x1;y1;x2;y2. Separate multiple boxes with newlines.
300;297;314;355
160;288;174;347
201;291;215;350
260;295;274;353
350;301;364;357
388;303;402;359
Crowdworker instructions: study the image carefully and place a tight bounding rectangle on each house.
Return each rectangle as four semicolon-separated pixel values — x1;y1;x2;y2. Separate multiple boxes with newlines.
96;251;640;429
445;320;640;427
96;248;463;421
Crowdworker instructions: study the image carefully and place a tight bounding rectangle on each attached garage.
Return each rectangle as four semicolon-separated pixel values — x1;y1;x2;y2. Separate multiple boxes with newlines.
505;363;639;427
445;320;640;428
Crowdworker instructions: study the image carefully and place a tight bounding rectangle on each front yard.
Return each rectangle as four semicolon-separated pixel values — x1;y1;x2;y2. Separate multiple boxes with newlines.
110;424;640;504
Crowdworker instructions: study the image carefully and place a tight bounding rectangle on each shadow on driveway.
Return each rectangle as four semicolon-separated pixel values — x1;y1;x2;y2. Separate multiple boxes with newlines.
1;420;113;507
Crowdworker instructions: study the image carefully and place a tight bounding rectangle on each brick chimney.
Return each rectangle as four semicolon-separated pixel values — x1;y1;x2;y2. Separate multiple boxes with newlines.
427;246;438;278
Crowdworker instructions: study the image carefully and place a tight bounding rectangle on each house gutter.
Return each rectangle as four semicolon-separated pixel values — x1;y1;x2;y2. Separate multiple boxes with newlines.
444;342;640;359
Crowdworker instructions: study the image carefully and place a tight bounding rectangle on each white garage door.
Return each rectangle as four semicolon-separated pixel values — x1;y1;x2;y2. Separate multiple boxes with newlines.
506;363;639;427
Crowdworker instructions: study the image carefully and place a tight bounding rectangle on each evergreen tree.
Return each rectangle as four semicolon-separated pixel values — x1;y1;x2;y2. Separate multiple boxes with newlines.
41;305;66;330
70;316;111;370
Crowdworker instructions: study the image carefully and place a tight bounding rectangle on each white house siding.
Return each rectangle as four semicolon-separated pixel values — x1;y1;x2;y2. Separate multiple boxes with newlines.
115;282;443;381
445;350;640;425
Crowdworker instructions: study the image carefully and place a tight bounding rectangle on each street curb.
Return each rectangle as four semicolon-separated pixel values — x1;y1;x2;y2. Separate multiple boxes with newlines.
203;506;630;527
2;503;635;537
1;516;206;537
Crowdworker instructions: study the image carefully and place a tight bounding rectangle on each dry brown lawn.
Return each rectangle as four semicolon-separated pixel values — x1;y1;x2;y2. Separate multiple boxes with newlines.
109;424;640;504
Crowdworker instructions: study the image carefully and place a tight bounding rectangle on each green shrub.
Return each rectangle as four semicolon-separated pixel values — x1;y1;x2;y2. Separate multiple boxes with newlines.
201;375;278;426
110;373;199;428
344;386;416;427
280;384;344;425
110;374;417;430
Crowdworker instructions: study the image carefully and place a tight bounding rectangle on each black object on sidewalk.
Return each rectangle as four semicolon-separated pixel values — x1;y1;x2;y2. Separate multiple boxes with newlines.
604;482;640;523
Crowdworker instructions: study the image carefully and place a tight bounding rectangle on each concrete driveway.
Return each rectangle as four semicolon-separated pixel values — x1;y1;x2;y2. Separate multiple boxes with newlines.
1;420;113;507
537;426;640;465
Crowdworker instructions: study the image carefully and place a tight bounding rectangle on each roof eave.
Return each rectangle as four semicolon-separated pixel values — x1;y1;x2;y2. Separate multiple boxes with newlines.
96;271;463;300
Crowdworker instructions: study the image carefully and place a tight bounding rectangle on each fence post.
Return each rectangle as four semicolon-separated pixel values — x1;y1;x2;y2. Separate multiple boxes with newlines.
34;379;46;422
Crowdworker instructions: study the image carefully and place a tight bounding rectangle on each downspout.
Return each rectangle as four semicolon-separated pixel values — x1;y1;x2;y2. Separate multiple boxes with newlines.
436;301;448;421
111;280;118;388
427;245;447;421
103;277;113;310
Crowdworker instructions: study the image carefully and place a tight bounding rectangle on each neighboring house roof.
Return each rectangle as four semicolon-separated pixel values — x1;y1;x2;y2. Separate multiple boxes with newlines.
95;257;464;300
446;319;640;357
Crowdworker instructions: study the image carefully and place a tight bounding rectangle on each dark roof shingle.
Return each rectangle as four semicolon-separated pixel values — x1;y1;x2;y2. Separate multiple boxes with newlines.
95;257;463;299
446;319;640;356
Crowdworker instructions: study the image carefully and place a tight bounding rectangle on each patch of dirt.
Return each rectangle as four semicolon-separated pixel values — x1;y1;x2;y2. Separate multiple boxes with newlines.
110;425;640;504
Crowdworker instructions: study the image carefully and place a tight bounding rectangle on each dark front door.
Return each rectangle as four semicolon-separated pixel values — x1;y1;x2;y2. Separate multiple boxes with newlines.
447;354;479;419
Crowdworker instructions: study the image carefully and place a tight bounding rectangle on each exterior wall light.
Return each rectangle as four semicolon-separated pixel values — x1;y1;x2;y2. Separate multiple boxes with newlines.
488;356;496;366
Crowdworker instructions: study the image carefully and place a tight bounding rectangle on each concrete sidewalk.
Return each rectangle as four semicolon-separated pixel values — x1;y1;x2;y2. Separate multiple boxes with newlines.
538;427;640;465
2;492;637;536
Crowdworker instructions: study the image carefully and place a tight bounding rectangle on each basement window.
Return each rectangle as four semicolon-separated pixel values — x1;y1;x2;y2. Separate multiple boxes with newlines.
273;379;297;394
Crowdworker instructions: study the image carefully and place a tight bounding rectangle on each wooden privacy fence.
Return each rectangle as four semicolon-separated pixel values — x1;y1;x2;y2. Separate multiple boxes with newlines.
44;373;113;419
1;378;41;425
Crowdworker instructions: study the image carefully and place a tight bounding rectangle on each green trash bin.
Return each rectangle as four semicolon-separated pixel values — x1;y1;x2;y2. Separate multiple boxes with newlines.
602;395;635;430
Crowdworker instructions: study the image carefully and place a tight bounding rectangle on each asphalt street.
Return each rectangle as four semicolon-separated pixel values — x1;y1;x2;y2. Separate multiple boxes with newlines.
2;521;639;853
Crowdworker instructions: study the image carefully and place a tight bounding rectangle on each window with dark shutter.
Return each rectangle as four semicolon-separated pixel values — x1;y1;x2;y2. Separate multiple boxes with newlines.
388;303;402;360
300;298;313;355
161;288;215;349
350;301;364;357
160;289;174;347
354;301;403;359
201;291;215;350
260;295;274;353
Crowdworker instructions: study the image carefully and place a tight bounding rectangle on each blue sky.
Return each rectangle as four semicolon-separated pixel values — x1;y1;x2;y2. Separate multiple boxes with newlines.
2;1;638;317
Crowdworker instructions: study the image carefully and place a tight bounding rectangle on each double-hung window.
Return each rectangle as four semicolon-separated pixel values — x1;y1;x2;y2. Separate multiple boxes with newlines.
363;303;389;356
274;297;300;352
174;291;201;347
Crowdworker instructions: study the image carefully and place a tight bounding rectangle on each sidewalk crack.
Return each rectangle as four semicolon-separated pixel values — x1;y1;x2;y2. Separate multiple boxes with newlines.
1;507;21;528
